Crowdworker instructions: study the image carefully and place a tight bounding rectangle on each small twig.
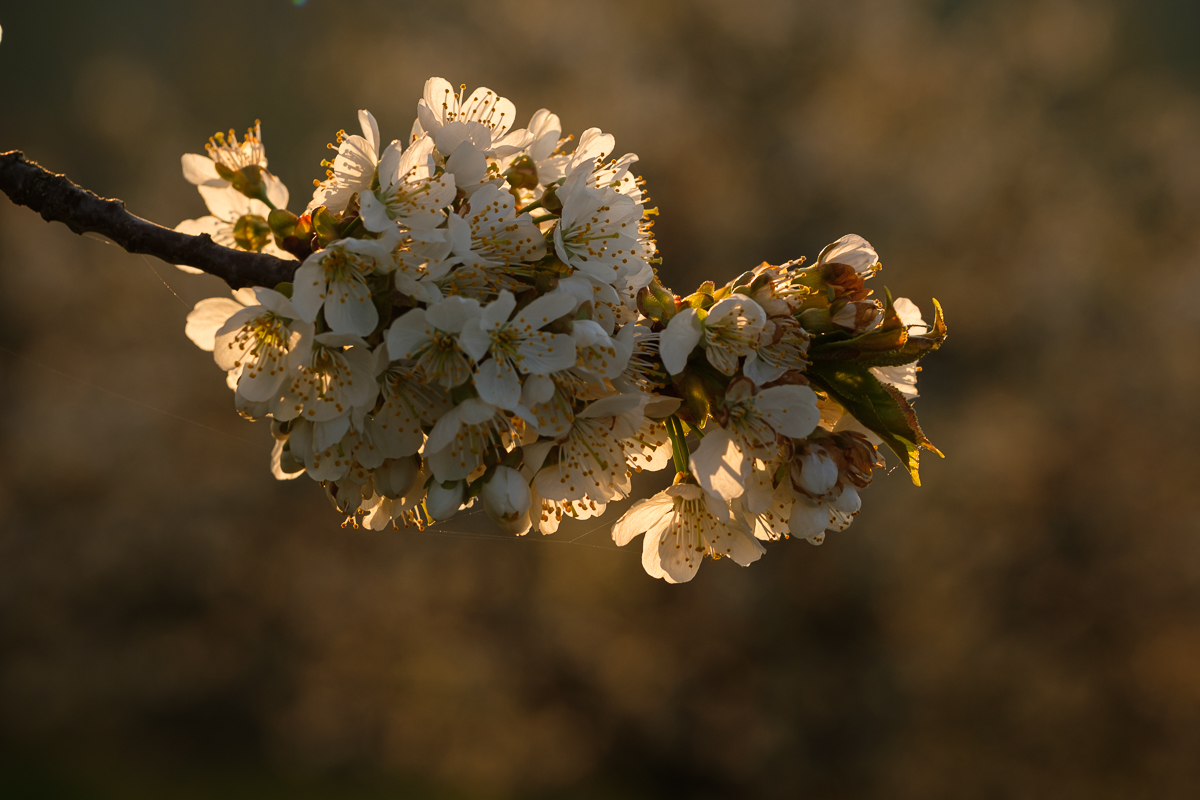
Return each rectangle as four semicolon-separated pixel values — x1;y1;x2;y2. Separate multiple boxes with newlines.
0;150;297;290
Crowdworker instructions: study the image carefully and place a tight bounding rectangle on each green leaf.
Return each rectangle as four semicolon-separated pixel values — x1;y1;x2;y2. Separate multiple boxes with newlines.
806;361;943;485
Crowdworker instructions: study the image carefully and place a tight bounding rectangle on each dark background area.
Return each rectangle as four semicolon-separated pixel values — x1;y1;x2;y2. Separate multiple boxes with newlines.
3;0;1200;797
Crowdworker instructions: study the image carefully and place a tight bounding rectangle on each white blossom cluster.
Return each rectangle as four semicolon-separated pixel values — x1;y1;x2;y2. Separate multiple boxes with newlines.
174;77;945;583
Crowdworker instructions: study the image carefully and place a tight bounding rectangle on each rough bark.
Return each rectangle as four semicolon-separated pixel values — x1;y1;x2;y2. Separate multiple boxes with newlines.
0;150;297;289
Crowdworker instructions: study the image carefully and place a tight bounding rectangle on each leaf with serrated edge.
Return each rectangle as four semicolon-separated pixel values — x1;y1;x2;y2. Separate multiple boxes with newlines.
807;361;943;486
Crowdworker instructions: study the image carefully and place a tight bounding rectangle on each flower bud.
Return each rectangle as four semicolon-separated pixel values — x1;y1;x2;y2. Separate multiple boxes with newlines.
270;418;293;441
788;496;829;541
235;391;270;421
816;234;879;276
426;479;465;521
375;456;419;500
792;445;839;497
325;478;368;515
482;466;532;528
831;484;861;516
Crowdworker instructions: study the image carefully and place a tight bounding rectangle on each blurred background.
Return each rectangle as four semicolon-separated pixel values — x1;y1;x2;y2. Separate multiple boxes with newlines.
2;0;1199;796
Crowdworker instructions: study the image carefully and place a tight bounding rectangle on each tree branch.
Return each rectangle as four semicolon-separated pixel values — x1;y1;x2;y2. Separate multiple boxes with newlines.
0;150;298;290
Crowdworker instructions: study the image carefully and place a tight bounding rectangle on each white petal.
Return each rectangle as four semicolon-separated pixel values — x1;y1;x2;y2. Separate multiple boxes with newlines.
473;358;522;409
755;385;821;439
185;297;244;352
641;528;669;580
521;374;556;406
689;428;748;501
515;291;575;329
251;288;300;319
270;439;305;480
313;415;351;452
290;258;325;323
788;497;830;539
324;279;378;336
181;154;222;186
516;332;575;374
718;522;767;567
423;406;462;454
426;480;464;521
657;527;702;584
385;309;432;360
458;320;492;362
742;353;786;386
198;184;254;222
426;296;481;333
359;189;394;234
892;297;928;334
264;173;289;210
358;109;380;157
480;290;516;331
817;234;878;275
660;308;702;375
444;139;488;187
612;494;674;546
797;449;839;496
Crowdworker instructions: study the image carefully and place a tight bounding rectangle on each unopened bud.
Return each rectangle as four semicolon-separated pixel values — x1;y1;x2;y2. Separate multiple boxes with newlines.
792;445;839;497
375;456;419;499
816;234;879;276
270;417;293;441
325;478;367;515
482;466;532;532
426;479;464;521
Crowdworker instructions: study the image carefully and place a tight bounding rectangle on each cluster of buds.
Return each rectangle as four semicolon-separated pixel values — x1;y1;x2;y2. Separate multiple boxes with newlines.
176;77;945;583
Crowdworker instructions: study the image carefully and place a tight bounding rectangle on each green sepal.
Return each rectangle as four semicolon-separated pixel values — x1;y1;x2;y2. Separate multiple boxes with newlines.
676;372;712;426
232;213;272;251
637;277;679;324
268;208;299;240
311;205;341;247
806;361;943;486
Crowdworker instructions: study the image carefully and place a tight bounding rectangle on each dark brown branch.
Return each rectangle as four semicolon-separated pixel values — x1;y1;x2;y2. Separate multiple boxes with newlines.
0;150;298;290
